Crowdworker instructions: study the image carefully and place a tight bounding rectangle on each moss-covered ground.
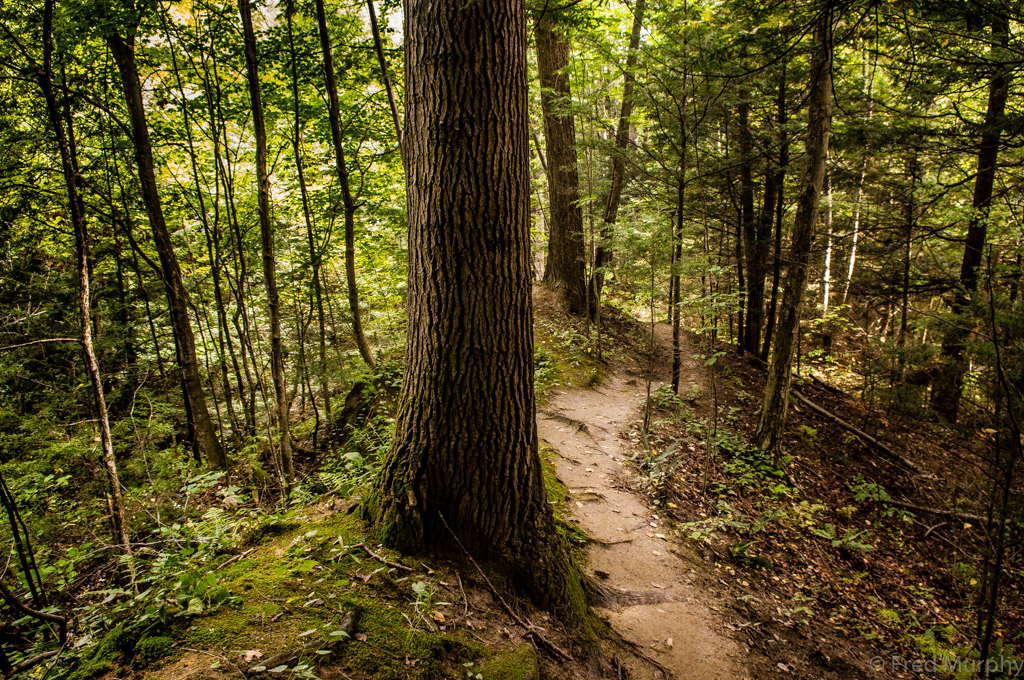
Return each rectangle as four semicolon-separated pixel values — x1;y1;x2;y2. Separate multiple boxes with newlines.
70;506;543;680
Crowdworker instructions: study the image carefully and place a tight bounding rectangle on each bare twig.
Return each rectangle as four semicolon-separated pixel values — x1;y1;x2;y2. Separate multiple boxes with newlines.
215;548;255;572
353;542;413;572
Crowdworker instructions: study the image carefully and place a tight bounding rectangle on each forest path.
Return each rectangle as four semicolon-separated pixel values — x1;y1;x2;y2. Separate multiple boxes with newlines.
537;325;748;679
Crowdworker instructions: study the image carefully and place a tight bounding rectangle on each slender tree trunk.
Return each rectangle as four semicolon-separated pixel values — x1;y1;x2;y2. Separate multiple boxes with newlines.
39;0;130;549
534;9;587;314
110;231;137;370
734;210;746;355
160;10;241;444
195;46;256;436
671;210;683;393
754;160;779;357
286;0;332;426
106;30;226;469
671;105;688;393
762;66;788;362
239;0;293;489
841;49;875;309
738;92;758;355
820;164;834;352
314;0;376;369
589;0;645;318
821;165;833;318
370;0;587;617
366;0;403;150
931;17;1011;422
897;150;918;377
754;6;833;454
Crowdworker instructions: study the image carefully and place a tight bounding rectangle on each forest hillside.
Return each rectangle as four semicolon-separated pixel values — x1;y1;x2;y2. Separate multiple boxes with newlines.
0;0;1022;678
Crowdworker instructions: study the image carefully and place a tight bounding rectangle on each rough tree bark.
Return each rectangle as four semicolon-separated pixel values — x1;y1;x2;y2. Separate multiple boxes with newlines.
314;0;376;369
106;27;226;469
930;16;1011;423
368;0;587;616
754;6;833;454
238;0;293;489
589;0;646;319
534;9;587;315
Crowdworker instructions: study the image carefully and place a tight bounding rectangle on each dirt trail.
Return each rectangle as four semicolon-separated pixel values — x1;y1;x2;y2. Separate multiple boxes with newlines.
538;327;747;679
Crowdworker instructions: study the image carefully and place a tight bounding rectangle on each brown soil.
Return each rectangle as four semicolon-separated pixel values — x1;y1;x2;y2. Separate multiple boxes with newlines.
540;371;746;679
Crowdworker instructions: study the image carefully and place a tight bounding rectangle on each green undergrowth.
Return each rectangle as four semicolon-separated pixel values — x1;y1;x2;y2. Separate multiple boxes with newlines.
66;506;542;680
534;315;602;403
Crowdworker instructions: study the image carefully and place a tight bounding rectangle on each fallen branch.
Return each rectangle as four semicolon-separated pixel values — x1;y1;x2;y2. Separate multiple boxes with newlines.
541;411;598;440
883;499;996;525
0;580;68;678
215;548;255;572
246;609;357;677
790;389;923;474
590;537;633;546
353;542;413;572
0;338;80;353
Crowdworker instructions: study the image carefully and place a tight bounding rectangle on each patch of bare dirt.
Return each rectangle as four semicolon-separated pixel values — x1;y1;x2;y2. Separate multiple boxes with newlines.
539;372;748;677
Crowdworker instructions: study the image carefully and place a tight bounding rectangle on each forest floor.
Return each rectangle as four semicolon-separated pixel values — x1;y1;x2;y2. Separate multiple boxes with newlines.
538;364;746;679
67;289;1019;680
534;286;1021;680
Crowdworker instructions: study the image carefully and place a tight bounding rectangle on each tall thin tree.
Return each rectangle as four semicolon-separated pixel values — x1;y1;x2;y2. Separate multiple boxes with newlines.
238;0;293;489
313;0;376;369
534;8;587;314
754;5;833;454
105;14;226;469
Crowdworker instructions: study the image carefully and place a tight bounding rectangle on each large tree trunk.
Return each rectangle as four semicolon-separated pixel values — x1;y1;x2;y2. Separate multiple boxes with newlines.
40;0;130;549
369;0;586;617
754;6;833;454
239;0;293;490
589;0;645;319
930;17;1011;422
534;10;587;315
314;0;376;370
106;31;226;469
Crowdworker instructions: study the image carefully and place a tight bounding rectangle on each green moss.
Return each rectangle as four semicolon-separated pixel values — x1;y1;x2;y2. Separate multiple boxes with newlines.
68;620;161;680
326;592;477;679
238;516;301;548
134;636;173;668
477;644;537;680
539;446;567;510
